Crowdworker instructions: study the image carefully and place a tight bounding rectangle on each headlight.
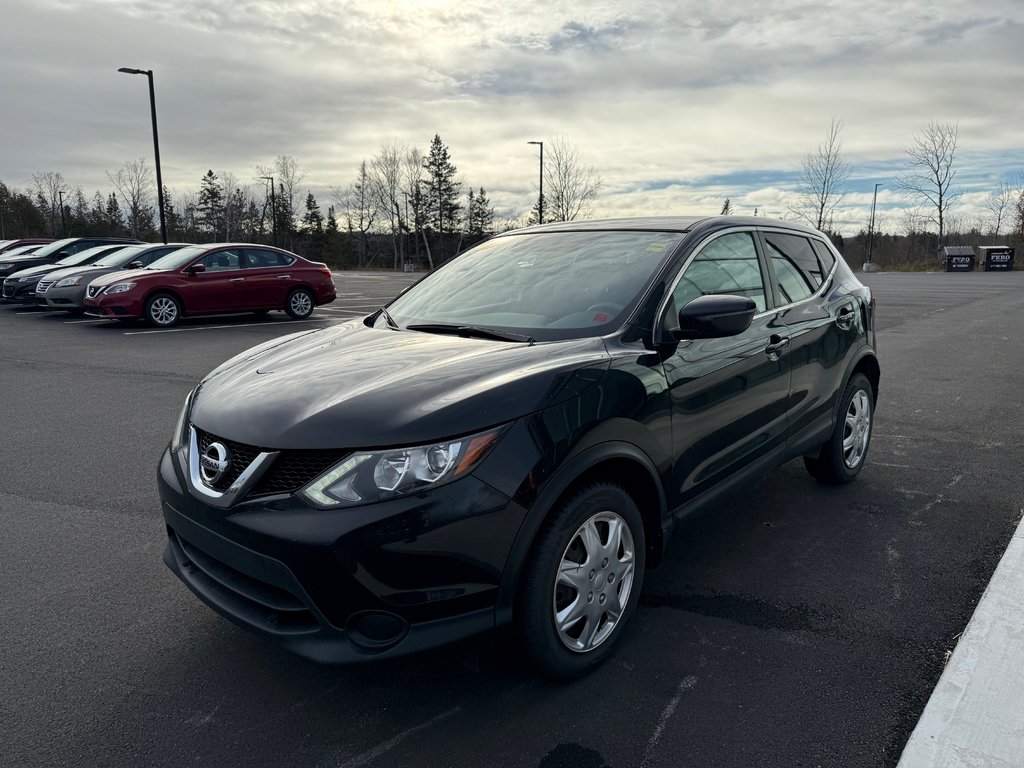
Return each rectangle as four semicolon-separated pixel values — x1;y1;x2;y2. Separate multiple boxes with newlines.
0;263;13;271
18;275;37;282
169;389;195;452
300;426;506;509
104;282;137;295
55;276;83;288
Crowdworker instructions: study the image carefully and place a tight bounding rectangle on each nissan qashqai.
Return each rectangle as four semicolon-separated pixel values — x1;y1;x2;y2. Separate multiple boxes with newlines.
158;216;879;678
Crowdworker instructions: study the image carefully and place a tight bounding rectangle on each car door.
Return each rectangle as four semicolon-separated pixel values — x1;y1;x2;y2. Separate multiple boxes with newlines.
660;229;792;506
759;230;863;450
239;248;296;309
185;248;248;313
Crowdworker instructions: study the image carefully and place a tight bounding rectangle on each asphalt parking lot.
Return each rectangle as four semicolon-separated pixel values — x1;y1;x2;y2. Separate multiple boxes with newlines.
3;269;1023;768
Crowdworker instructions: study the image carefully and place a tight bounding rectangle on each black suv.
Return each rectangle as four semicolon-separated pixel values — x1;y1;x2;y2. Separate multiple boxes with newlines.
158;216;879;677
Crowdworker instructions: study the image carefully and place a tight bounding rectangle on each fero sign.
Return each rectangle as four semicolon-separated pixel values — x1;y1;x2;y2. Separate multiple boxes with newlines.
977;246;1014;272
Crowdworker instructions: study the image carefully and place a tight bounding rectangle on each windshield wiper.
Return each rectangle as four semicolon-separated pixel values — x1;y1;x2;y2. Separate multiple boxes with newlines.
406;323;535;344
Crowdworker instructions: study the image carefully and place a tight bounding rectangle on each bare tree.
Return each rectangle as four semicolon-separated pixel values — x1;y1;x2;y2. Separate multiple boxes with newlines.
107;158;155;238
370;141;407;268
32;171;69;236
984;181;1016;236
897;121;960;246
544;136;601;222
256;155;306;235
333;161;377;268
792;116;851;231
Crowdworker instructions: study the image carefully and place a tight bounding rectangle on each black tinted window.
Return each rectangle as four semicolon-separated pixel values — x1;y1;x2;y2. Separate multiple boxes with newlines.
811;239;836;276
199;249;242;271
667;232;767;321
243;248;293;268
763;233;817;305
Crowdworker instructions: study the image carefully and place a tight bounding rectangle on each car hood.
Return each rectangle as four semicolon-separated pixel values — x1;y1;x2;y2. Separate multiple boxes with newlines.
191;321;612;449
45;265;119;283
7;262;60;279
88;267;165;287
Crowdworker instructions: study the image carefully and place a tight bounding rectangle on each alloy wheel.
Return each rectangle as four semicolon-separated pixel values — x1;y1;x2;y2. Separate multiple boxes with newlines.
843;389;872;469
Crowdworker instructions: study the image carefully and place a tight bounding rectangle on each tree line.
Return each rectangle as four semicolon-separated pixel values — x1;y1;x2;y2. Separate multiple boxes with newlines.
3;122;1022;271
0;133;602;270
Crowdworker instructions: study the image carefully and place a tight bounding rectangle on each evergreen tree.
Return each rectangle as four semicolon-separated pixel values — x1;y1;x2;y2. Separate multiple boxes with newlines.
466;187;495;235
106;193;124;235
302;191;324;234
274;182;294;248
527;193;547;226
197;170;224;239
721;198;732;215
162;186;178;241
422;134;461;234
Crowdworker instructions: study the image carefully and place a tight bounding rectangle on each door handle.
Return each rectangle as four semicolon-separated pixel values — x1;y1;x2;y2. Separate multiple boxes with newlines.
230;278;245;282
836;307;855;330
276;275;292;279
765;335;789;359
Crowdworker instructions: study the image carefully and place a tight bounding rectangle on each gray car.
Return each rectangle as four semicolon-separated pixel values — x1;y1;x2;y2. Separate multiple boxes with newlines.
36;243;190;313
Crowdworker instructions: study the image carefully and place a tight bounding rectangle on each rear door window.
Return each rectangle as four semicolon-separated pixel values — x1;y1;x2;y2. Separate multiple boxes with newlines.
762;232;819;305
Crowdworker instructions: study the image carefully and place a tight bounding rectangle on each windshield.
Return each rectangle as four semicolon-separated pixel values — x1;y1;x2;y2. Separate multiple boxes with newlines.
386;230;684;340
54;246;115;267
146;246;207;270
24;238;78;259
92;245;147;267
2;244;41;257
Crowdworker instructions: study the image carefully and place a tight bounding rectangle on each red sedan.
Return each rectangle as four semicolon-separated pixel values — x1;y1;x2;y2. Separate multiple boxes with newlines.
84;244;336;327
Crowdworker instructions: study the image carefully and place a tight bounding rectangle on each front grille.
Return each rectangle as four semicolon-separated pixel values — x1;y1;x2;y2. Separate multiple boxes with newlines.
195;428;262;491
193;427;347;499
170;530;318;633
2;283;14;298
251;449;348;497
36;279;53;294
86;285;103;299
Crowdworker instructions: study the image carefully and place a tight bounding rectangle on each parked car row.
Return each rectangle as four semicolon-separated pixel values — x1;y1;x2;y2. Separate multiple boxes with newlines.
2;237;337;326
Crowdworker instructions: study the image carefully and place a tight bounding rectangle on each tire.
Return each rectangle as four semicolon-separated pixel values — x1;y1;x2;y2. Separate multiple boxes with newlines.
516;482;646;679
144;292;181;328
804;372;874;484
285;287;314;319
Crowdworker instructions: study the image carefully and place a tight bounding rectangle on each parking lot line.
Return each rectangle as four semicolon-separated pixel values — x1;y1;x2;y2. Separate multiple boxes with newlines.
17;310;66;316
122;318;329;335
64;319;109;324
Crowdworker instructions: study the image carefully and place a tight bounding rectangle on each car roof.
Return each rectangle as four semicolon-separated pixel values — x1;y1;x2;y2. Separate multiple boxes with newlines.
501;215;824;236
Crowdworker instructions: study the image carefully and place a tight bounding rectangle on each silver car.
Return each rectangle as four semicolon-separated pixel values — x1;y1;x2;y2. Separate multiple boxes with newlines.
36;243;190;313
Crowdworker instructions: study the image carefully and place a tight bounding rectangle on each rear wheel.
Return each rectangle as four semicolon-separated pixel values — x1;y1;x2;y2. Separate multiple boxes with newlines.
804;372;874;484
285;287;314;319
516;482;645;679
144;293;181;328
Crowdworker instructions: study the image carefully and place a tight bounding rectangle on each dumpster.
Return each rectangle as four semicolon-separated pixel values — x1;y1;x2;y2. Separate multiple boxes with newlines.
976;246;1014;271
939;245;975;272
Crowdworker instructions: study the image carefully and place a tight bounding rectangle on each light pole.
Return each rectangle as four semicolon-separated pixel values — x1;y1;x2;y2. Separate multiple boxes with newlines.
57;189;67;236
259;176;277;246
527;140;543;224
117;67;167;243
866;183;882;267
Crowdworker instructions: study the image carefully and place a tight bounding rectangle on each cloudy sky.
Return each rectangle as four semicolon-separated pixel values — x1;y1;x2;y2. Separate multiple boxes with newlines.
2;0;1022;234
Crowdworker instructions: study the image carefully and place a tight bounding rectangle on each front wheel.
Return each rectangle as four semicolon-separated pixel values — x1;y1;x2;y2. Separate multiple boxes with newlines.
144;293;181;328
516;483;645;679
804;372;874;484
285;287;314;319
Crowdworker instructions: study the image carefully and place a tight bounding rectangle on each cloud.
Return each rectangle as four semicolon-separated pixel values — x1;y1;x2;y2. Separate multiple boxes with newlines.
1;0;1022;236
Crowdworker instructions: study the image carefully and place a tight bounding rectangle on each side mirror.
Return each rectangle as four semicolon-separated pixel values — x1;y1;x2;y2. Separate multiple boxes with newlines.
674;294;757;340
186;263;206;274
128;261;143;269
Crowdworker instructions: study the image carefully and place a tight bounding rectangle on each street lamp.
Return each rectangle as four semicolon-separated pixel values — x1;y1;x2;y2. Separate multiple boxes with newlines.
866;183;882;268
57;189;67;236
527;140;543;224
259;176;277;246
117;67;167;243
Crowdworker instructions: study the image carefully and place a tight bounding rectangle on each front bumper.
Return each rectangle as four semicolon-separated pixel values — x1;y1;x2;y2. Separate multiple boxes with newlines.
84;294;143;318
1;282;38;304
157;444;527;663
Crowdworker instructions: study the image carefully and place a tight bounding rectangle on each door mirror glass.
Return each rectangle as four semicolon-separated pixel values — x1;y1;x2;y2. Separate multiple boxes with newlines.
186;263;206;274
